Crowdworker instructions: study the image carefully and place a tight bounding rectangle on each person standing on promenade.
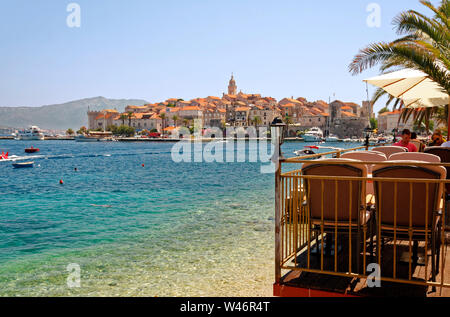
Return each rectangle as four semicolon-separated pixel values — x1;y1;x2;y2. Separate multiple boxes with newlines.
394;129;418;152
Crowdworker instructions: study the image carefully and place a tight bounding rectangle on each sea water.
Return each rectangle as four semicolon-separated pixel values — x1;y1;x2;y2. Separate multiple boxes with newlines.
0;140;358;296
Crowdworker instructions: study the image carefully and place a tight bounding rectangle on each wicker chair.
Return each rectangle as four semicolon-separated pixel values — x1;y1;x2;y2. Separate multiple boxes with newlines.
372;162;446;284
372;146;407;159
302;159;373;274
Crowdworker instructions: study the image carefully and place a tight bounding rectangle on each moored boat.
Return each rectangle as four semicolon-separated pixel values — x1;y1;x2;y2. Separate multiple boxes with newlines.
325;134;339;142
17;126;44;140
25;146;40;153
302;127;323;142
294;146;323;159
12;161;34;168
74;135;101;142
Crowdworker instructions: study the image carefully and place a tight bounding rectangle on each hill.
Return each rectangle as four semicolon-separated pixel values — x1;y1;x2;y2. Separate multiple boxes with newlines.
0;97;148;130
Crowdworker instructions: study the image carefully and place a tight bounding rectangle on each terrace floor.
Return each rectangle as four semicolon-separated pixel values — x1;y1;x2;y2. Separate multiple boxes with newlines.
276;233;450;297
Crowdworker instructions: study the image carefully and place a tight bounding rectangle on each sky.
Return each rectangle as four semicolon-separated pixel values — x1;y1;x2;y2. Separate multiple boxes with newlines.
0;0;430;112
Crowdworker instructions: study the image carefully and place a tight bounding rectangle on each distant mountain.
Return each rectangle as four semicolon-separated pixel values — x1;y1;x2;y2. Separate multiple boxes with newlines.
0;97;148;130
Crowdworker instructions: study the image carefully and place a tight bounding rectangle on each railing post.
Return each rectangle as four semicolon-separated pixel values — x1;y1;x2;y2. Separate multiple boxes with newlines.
275;159;282;284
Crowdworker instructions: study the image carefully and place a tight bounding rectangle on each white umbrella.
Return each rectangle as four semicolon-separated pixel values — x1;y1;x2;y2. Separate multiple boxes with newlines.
364;69;449;132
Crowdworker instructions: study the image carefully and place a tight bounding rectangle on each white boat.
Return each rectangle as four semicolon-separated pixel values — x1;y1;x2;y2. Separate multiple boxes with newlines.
325;134;339;142
17;126;44;140
303;127;323;142
294;149;319;156
75;135;101;142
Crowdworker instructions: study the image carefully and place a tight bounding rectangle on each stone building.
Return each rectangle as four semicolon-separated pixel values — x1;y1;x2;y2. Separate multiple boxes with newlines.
378;110;414;134
113;113;162;132
328;100;370;138
204;108;226;128
87;109;119;130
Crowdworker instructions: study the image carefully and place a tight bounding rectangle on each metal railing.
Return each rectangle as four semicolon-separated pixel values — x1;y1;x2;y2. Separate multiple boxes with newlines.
274;146;450;294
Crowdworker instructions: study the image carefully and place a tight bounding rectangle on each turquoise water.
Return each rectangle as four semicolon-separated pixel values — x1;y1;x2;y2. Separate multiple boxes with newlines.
0;140;358;296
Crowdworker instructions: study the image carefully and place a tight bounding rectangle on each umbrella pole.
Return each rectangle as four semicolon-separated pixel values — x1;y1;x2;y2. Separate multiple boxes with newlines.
448;102;450;140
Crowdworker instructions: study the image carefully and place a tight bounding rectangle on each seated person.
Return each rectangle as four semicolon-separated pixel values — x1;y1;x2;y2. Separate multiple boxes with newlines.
429;129;445;147
441;138;450;147
393;129;417;152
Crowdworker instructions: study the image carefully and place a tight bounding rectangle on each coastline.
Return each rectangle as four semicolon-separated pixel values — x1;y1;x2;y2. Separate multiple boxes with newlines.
3;137;352;143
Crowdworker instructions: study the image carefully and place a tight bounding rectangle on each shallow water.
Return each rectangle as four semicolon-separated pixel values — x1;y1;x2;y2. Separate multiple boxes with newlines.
0;140;359;296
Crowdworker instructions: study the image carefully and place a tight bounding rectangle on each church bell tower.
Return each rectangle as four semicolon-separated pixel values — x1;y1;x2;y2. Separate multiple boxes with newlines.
228;73;237;95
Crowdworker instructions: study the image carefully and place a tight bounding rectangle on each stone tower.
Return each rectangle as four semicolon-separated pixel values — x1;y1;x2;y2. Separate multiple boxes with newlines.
329;101;342;123
87;110;102;130
361;101;374;119
228;73;237;95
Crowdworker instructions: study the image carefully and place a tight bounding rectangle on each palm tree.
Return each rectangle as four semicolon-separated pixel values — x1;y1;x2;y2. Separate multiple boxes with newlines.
66;128;74;136
349;0;450;127
120;113;127;126
378;106;390;115
127;112;134;127
77;126;87;135
253;116;262;128
172;115;179;127
183;119;190;127
160;113;167;137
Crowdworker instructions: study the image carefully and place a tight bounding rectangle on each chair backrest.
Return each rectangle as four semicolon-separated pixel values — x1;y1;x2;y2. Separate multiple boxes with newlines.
410;140;425;152
389;152;441;163
372;161;446;229
341;151;387;174
302;159;367;223
372;146;407;158
424;146;450;193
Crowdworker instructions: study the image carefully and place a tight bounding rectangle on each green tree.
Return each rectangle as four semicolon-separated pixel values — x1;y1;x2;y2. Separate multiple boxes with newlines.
113;125;135;137
413;120;434;133
66;128;74;136
106;125;117;133
77;126;87;135
160;113;167;137
370;118;378;130
120;113;127;126
172;115;179;127
253;116;262;128
127;112;134;127
350;0;450;128
378;107;390;115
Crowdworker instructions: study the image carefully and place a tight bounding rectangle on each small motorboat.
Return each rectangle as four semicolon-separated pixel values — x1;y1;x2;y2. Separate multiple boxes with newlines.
25;146;40;153
294;147;322;159
12;161;34;168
